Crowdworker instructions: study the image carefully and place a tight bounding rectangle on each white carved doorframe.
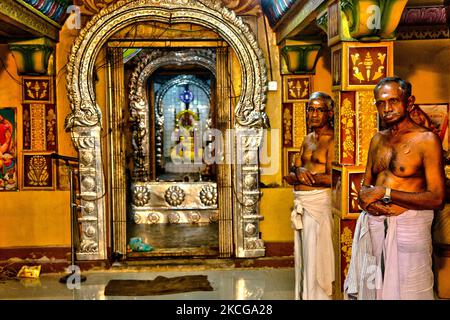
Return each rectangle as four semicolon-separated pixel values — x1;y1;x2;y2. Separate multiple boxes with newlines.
65;0;269;260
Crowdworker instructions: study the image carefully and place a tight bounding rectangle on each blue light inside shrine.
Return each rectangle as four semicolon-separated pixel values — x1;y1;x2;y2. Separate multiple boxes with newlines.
179;89;194;104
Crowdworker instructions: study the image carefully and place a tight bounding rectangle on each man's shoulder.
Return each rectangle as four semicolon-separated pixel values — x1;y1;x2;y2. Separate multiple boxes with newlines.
414;130;441;144
371;130;387;142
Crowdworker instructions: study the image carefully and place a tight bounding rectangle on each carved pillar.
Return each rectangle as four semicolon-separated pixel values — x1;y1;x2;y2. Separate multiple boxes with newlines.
216;47;234;258
234;129;265;257
107;48;127;256
71;126;107;260
322;0;405;298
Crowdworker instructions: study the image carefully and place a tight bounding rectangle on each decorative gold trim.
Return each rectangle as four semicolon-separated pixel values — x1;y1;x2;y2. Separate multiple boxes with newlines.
356;90;378;166
293;102;307;149
0;0;60;41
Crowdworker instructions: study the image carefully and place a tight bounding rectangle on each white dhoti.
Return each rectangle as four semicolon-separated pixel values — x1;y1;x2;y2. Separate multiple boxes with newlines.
369;210;435;300
291;189;335;300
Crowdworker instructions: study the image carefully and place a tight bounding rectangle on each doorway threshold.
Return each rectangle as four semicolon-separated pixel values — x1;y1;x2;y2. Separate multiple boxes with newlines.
127;247;220;259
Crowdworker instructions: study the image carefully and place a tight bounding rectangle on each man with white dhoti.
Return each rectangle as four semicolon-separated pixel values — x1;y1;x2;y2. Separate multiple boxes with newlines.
353;77;445;300
284;92;335;300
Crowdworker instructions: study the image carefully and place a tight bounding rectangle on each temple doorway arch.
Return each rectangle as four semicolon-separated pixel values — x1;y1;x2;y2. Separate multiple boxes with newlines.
65;0;269;260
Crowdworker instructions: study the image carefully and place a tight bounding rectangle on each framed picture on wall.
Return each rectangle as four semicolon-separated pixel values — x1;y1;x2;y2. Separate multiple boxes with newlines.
0;107;18;191
410;103;449;151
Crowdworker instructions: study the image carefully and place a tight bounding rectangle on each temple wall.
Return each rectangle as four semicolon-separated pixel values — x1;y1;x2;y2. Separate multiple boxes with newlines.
394;39;450;105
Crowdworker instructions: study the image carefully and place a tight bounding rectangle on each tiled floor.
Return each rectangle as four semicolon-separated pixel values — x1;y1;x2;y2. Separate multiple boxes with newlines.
0;267;295;300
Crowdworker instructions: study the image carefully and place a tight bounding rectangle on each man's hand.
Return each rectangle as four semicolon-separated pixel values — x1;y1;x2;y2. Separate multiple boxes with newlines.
294;167;315;186
366;201;407;216
358;185;385;210
283;173;300;185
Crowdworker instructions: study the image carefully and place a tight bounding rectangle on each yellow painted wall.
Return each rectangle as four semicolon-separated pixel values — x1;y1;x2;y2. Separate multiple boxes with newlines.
394;39;450;105
259;187;294;242
0;43;71;248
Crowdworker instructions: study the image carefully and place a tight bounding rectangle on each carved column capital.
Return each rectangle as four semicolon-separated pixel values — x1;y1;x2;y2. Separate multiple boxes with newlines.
280;40;322;74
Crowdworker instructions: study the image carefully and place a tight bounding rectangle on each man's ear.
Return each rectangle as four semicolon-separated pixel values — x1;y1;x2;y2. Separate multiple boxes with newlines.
328;110;334;120
407;95;416;111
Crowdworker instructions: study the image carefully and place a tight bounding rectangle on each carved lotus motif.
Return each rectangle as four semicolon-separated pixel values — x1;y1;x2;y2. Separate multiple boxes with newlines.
133;186;150;206
199;185;217;206
168;212;181;224
164;186;185;206
147;213;160;224
188;212;201;223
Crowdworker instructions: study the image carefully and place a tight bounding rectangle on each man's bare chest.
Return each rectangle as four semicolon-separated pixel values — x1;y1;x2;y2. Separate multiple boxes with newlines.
302;139;328;164
373;139;423;177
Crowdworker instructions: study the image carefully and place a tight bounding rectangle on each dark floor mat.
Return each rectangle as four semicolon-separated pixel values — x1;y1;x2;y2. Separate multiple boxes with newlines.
104;275;214;296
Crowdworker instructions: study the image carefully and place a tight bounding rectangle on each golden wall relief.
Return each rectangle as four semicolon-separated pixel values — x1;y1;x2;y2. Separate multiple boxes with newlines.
357;90;378;166
22;76;53;104
340;220;356;291
333;91;340;163
22;153;54;190
30;104;46;151
293;102;307;148
282;103;293;147
331;164;365;219
283;102;306;185
340;91;356;164
23;104;57;152
332;42;393;91
349;47;387;86
283;75;311;102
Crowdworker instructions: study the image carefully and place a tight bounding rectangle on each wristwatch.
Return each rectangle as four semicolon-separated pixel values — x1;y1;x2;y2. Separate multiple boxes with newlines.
382;187;392;204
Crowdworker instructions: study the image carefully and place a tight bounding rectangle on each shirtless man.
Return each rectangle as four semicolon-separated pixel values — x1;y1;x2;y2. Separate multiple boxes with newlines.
284;92;335;300
358;77;445;299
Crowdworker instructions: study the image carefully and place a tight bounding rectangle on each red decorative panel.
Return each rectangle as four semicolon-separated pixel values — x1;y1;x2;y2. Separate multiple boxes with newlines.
22;152;54;190
23;104;57;152
284;75;311;102
348;46;388;86
22;76;54;104
340;91;356;164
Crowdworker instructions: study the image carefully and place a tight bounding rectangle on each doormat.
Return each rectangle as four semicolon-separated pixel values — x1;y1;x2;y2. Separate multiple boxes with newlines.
104;275;214;296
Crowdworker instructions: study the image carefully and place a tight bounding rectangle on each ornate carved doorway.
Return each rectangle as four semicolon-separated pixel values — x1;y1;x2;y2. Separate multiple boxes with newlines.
65;0;269;261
